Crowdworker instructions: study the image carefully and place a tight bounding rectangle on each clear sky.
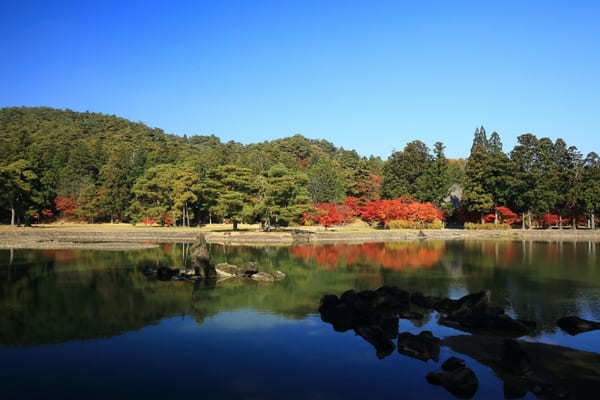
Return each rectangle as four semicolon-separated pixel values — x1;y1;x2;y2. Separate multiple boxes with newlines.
1;1;599;159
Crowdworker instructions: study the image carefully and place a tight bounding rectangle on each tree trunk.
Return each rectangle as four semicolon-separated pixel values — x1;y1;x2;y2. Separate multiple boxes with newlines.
528;211;532;230
480;213;484;225
10;207;15;226
494;209;498;225
522;212;525;230
592;213;596;230
209;213;212;225
559;215;563;230
572;217;576;230
233;220;238;231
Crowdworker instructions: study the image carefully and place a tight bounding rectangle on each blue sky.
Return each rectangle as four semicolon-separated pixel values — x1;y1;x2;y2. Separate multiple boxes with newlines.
1;1;599;158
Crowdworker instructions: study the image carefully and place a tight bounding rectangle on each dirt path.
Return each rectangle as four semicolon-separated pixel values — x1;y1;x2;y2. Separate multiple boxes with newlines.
1;225;600;250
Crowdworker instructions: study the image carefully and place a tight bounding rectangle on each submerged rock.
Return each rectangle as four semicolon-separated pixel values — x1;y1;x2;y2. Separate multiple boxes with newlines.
427;357;479;399
443;334;600;400
397;331;440;362
557;316;600;335
437;291;535;337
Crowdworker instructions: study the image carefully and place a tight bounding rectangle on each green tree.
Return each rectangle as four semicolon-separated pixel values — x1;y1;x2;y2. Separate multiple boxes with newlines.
205;165;256;230
0;160;38;225
263;164;312;226
381;140;433;199
462;144;494;223
307;158;345;203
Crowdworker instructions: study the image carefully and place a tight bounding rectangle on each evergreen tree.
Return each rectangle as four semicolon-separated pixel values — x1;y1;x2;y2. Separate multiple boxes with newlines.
307;158;345;203
263;164;312;226
0;160;38;225
205;165;256;230
462;144;494;223
381;140;433;199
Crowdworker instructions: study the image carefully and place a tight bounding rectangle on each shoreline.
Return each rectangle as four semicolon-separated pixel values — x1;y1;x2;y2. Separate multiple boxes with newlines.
2;225;600;250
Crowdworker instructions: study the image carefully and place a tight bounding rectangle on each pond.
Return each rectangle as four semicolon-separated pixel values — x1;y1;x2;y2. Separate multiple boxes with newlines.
1;240;600;399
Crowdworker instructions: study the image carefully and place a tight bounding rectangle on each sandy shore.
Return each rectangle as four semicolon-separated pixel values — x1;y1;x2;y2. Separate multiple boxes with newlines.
1;224;600;250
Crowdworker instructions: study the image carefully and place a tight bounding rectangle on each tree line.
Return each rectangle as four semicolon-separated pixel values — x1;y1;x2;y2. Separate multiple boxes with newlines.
1;107;598;229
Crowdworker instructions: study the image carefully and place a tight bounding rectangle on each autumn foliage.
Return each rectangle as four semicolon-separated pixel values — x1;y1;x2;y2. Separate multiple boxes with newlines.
540;213;560;227
483;206;521;225
303;196;444;227
291;242;444;271
54;196;77;215
359;197;444;225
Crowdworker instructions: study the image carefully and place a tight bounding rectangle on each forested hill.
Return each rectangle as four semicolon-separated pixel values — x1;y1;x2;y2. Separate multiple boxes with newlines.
0;106;385;225
3;107;597;229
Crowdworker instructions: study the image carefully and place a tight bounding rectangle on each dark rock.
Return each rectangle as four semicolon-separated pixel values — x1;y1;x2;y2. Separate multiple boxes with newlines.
239;261;259;277
438;291;533;337
426;363;479;399
500;339;531;375
355;323;396;359
374;286;410;309
273;270;286;280
319;295;357;332
442;356;466;371
503;378;529;399
251;272;275;282
189;234;216;279
397;331;441;362
443;334;600;400
398;311;424;320
410;292;443;309
557;316;600;335
156;267;176;281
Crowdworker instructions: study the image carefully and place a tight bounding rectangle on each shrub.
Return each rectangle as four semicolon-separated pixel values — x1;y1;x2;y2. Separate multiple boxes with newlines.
385;218;444;230
464;222;512;230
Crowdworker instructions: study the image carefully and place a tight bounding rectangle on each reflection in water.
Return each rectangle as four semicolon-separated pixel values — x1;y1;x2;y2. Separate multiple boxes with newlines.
290;242;445;270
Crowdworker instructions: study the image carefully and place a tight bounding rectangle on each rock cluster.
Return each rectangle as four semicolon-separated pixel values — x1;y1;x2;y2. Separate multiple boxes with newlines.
319;286;423;359
319;285;600;399
142;234;285;284
412;290;536;337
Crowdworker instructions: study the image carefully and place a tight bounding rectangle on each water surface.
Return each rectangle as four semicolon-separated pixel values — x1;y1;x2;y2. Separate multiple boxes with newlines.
1;240;600;399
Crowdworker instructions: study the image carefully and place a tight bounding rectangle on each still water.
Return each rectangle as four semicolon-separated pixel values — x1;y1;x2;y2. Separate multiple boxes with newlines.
1;240;600;399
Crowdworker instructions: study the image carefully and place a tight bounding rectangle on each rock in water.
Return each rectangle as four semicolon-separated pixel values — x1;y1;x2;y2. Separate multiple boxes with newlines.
189;234;216;279
215;263;241;277
251;272;275;282
397;331;441;362
239;261;259;277
273;270;286;280
442;357;466;371
156;266;176;281
557;316;600;335
427;358;479;399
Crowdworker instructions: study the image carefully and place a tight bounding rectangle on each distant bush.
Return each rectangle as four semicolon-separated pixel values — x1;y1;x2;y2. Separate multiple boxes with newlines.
464;222;512;230
385;219;443;230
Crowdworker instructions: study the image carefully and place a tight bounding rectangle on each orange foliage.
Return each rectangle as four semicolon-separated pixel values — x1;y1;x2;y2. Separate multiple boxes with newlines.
483;206;521;225
290;242;444;271
361;197;444;225
55;196;76;214
541;213;560;227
